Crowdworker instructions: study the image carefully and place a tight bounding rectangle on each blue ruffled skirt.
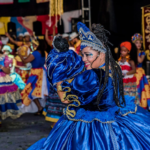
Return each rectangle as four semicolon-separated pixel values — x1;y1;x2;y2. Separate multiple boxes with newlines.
28;97;150;150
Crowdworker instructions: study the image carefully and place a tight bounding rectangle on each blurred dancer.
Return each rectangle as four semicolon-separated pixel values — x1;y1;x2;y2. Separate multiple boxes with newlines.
69;32;81;54
132;33;150;110
19;39;49;114
118;42;139;104
0;45;22;126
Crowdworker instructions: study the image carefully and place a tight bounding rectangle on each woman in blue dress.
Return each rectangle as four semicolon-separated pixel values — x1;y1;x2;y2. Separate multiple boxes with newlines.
28;23;150;150
18;39;49;114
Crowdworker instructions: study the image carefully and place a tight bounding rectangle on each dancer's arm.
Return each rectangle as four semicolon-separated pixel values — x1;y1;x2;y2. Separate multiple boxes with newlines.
45;26;56;47
0;65;10;74
137;51;145;63
18;53;34;64
5;33;21;46
45;29;52;47
57;81;71;104
126;60;136;75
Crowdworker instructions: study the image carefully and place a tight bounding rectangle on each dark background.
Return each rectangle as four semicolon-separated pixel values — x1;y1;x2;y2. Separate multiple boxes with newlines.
0;0;150;48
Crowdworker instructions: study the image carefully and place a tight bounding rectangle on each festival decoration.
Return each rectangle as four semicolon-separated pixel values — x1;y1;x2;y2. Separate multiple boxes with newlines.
142;5;150;60
0;0;13;4
0;17;10;34
49;0;63;27
18;0;30;2
36;0;49;3
142;6;150;50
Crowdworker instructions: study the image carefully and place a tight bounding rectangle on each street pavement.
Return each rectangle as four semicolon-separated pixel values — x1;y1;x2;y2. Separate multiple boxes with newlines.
0;113;51;150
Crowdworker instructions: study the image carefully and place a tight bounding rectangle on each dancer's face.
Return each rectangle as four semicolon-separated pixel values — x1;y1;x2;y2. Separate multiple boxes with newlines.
24;36;30;42
3;50;10;55
120;47;129;58
135;40;142;50
81;46;105;70
18;36;23;41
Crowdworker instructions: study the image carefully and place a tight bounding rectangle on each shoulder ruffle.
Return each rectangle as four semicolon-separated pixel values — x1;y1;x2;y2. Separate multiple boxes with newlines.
64;106;119;123
119;95;137;116
63;95;137;123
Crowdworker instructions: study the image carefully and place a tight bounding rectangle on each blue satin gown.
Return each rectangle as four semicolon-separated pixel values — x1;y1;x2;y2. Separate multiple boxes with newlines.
28;69;150;150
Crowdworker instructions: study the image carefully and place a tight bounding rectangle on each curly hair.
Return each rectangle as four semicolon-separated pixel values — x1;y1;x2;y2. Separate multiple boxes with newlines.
53;36;69;52
91;23;126;110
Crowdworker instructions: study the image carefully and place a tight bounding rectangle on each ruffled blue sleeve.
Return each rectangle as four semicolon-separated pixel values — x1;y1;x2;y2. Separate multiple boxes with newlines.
139;51;145;56
61;69;99;105
32;51;39;58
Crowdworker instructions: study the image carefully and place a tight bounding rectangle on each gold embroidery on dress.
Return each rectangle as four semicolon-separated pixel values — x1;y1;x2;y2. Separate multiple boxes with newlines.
59;69;137;123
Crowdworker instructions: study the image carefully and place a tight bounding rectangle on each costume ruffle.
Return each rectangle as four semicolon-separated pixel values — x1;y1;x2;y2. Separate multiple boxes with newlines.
119;95;137;116
43;91;67;123
27;104;150;150
10;72;25;90
0;55;22;120
118;60;139;101
21;68;48;106
46;49;85;90
0;89;22;120
135;67;150;109
19;67;49;114
0;81;18;94
62;95;136;123
27;69;150;150
15;67;30;84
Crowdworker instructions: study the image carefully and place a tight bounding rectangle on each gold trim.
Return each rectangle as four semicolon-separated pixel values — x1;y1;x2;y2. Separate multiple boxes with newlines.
63;109;115;123
59;87;71;102
0;109;22;120
0;75;12;83
37;36;44;40
0;89;21;99
57;85;62;91
62;86;115;123
60;71;137;123
45;116;59;123
43;111;46;116
142;7;145;50
43;110;59;123
120;105;137;116
141;4;150;8
144;13;150;17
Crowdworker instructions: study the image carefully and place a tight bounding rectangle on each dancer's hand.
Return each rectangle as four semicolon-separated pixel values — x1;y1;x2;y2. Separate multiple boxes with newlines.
5;32;10;37
0;65;3;69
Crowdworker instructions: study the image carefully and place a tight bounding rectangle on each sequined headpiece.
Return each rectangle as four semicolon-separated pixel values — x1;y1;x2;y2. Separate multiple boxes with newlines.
77;22;107;53
131;33;143;43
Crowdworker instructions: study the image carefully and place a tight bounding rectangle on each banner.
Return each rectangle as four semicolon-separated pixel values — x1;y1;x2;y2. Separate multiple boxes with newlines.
142;6;150;50
11;15;59;36
0;17;11;34
11;16;36;36
18;0;30;2
37;15;59;35
36;0;49;3
0;0;13;4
